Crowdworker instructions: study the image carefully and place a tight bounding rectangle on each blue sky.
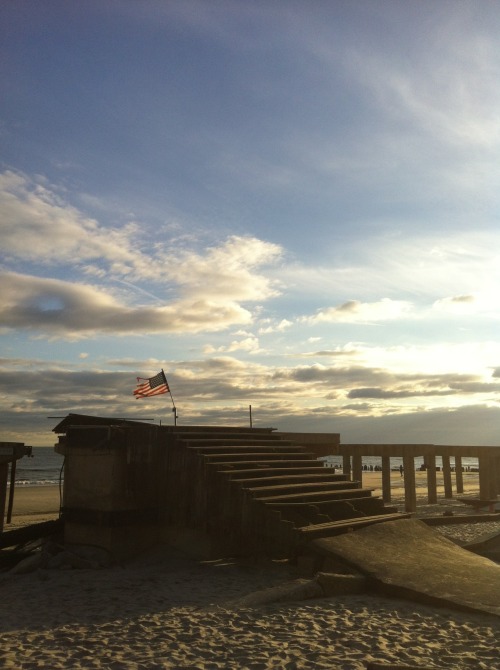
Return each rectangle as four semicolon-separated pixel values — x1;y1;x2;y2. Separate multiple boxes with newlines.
2;0;500;446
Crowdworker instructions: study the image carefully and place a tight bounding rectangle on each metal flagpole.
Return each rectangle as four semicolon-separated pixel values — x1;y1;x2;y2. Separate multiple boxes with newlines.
162;369;177;425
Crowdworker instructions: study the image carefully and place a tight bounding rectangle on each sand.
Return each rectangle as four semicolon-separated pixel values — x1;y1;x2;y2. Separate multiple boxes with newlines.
1;475;500;669
4;485;62;529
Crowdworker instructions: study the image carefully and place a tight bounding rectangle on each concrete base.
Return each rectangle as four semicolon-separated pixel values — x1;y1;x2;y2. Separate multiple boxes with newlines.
311;518;500;617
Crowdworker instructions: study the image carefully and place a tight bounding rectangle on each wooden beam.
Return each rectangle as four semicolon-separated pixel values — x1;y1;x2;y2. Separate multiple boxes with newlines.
402;454;416;513
342;454;351;479
424;454;437;504
0;462;8;533
442;455;453;499
352;454;363;487
381;455;391;502
455;455;464;494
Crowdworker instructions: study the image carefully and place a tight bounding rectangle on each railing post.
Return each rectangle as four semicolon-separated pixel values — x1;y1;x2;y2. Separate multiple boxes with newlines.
455;455;464;494
0;462;8;533
442;455;453;498
425;454;437;504
381;455;391;502
342;454;351;480
495;456;500;498
352;454;363;487
403;454;416;513
478;455;495;500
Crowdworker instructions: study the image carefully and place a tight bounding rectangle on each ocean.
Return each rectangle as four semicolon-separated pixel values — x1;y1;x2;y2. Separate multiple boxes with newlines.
9;447;480;487
12;446;65;487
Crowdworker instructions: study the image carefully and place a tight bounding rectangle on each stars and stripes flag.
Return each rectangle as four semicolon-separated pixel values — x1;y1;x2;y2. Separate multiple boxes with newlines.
133;370;169;399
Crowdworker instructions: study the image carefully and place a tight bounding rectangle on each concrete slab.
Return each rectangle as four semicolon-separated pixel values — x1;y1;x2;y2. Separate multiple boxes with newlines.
465;529;500;563
311;518;500;616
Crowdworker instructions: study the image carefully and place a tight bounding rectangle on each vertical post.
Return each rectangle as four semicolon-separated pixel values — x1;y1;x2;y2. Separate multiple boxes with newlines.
352;454;363;487
342;454;351;480
454;455;464;495
381;455;391;502
478;455;494;501
403;454;416;513
6;459;16;524
425;454;437;504
494;457;500;498
442;455;453;498
0;462;8;533
249;405;252;428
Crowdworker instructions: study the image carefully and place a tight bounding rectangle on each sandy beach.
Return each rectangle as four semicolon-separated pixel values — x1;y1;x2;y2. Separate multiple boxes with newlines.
2;474;500;669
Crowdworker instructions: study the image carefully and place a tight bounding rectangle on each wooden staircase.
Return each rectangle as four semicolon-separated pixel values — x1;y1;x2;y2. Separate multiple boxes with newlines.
163;426;410;556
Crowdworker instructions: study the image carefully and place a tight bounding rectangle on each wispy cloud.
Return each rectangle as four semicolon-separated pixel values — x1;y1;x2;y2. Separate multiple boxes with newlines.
305;299;413;325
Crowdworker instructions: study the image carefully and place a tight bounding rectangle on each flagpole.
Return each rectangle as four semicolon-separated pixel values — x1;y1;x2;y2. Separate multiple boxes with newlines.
162;369;177;426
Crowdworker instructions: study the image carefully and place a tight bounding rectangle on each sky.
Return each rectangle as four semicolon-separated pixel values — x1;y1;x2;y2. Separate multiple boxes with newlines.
2;0;500;447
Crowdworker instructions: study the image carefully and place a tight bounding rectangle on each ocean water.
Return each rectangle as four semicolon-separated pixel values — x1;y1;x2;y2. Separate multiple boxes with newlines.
12;447;64;486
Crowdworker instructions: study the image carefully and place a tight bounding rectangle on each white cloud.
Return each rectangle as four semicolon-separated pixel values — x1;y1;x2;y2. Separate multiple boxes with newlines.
0;171;142;271
276;230;500;309
258;318;292;334
0;169;284;338
0;271;253;338
159;235;282;302
0;172;283;300
305;298;413;325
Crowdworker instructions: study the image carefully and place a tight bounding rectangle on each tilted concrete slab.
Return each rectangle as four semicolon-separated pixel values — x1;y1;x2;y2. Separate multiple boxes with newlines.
465;529;500;563
311;518;500;617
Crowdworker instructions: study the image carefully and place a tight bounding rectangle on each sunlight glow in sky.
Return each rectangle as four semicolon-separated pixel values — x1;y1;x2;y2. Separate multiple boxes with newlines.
1;1;500;446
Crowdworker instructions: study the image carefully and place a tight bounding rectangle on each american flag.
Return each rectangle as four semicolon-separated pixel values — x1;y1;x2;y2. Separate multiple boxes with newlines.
133;370;169;398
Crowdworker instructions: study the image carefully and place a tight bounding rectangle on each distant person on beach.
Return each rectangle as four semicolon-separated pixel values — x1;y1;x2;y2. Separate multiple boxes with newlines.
399;464;404;477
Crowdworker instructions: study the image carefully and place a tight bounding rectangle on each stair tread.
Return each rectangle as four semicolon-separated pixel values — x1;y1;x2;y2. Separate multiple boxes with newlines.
221;466;330;477
203;451;314;459
298;512;411;534
266;496;382;508
171;426;275;435
188;445;304;453
247;481;360;493
182;440;296;447
232;473;348;485
258;488;375;502
212;459;323;468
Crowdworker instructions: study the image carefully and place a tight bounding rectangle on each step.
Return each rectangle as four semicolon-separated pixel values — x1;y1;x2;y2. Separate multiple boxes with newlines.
276;507;332;528
230;473;349;487
265;496;380;510
220;466;332;479
246;481;361;498
266;497;386;519
212;459;325;470
203;452;317;463
185;443;303;453
267;497;390;523
258;487;375;504
180;438;294;448
296;512;412;539
171;426;276;436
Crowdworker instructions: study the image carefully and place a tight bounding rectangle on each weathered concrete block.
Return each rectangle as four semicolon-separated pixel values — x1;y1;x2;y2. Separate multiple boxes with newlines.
315;571;368;596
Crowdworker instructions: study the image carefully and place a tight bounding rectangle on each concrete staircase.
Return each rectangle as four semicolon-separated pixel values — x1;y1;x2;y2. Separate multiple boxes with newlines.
164;426;410;556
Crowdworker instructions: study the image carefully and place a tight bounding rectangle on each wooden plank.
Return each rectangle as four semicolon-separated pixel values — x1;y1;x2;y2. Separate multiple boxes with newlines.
0;463;8;533
297;513;411;538
0;519;63;548
258;488;375;503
